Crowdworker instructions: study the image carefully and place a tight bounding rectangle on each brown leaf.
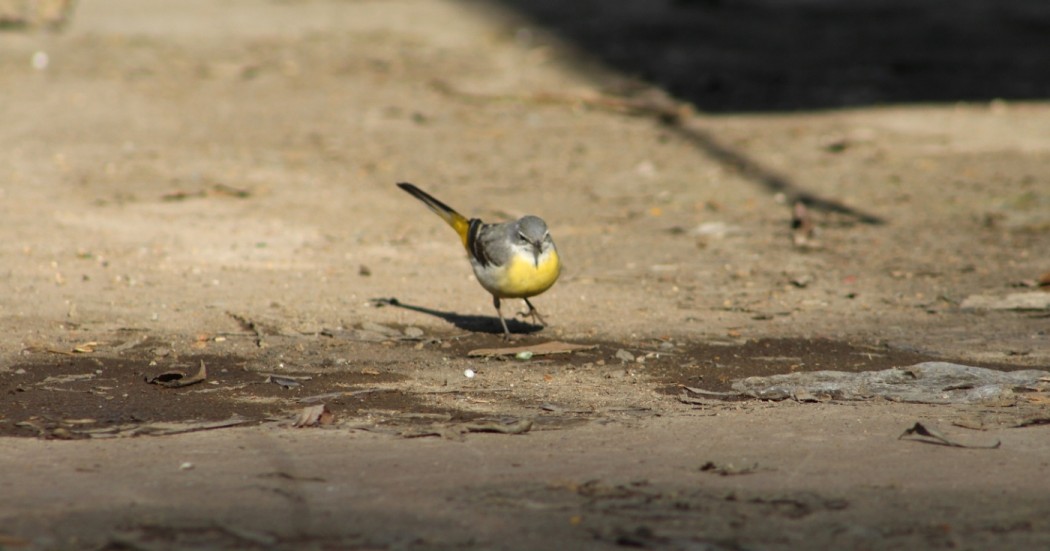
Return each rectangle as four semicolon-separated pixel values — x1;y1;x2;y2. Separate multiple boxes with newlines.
294;404;335;427
146;360;207;388
72;341;98;353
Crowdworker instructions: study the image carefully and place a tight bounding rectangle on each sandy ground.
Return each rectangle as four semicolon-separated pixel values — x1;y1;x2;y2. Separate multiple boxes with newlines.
1;0;1049;549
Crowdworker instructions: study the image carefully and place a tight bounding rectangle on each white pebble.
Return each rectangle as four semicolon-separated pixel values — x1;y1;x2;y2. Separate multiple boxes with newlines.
31;51;49;71
464;369;476;378
179;462;194;471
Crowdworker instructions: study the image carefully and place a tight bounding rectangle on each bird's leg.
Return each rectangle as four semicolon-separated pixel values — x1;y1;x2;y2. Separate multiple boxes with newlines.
493;296;512;339
517;298;547;327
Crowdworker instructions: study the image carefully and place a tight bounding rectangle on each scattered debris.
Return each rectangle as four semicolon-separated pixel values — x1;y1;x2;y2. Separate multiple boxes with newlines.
676;394;725;406
898;422;1001;449
700;461;763;476
467;341;597;358
82;417;251;438
296;388;395;404
162;183;252;202
39;373;95;385
227;311;266;347
679;386;738;398
293;404;335;427
791;201;819;248
460;418;533;435
265;374;306;389
400;417;534;439
322;322;414;343
72;341;98;353
146;360;208;388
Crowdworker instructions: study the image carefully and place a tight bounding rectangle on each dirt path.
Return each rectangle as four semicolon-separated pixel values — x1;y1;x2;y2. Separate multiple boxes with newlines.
1;0;1048;549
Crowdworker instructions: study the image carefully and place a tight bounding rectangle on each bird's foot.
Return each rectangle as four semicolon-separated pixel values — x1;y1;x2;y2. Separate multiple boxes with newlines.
516;303;547;327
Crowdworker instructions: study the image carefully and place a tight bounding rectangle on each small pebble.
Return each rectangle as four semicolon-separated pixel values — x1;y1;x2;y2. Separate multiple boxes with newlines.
615;349;635;363
464;369;476;379
31;51;49;71
515;351;534;361
403;326;424;338
179;462;194;471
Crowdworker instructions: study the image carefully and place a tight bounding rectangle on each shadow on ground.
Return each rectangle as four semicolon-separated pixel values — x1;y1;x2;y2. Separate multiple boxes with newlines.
493;0;1050;113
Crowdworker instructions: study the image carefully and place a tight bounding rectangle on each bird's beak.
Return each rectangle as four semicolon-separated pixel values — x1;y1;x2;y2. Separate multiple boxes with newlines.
530;241;542;266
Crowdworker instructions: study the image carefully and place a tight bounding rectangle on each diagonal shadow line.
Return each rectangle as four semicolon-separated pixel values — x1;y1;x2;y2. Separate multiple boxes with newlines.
430;79;886;226
370;298;542;335
674;120;887;225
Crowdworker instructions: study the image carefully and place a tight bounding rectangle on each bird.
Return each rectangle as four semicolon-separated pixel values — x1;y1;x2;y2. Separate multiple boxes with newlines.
396;182;560;339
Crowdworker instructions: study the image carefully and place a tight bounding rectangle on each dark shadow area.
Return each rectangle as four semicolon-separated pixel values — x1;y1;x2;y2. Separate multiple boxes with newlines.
371;298;543;336
492;0;1050;113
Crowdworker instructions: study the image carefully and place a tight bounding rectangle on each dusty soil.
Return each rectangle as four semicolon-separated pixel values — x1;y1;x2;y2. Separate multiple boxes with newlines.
1;0;1049;549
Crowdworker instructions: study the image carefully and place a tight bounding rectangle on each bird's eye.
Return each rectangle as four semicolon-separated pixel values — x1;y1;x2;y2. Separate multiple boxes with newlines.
518;232;528;242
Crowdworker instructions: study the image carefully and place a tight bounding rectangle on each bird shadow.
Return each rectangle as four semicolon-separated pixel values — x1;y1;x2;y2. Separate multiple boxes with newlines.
370;297;543;335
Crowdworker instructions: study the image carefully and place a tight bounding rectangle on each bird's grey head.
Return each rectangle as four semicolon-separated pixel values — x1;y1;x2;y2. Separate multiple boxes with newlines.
513;215;554;256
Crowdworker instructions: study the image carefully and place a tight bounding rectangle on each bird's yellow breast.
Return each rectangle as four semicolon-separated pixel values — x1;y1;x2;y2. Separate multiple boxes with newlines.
497;248;561;298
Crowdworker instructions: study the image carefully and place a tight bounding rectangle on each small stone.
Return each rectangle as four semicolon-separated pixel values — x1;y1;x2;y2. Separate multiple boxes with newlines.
179;462;194;471
349;330;387;342
789;274;814;288
403;326;424;338
615;349;635;363
360;322;401;337
464;369;476;379
31;51;49;71
515;351;534;361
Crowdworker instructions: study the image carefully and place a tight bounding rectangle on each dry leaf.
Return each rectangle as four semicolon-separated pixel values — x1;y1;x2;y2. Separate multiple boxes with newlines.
146;360;207;388
72;341;98;353
294;404;335;427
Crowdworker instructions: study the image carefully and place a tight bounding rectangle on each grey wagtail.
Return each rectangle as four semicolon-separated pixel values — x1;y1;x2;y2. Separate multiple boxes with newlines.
397;182;561;338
